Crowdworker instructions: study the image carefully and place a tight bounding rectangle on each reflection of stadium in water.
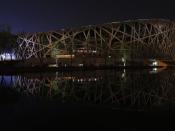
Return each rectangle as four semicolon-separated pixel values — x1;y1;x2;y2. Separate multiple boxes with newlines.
0;69;175;110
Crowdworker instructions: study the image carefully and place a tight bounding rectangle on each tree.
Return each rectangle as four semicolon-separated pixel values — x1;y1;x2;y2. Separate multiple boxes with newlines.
0;25;17;60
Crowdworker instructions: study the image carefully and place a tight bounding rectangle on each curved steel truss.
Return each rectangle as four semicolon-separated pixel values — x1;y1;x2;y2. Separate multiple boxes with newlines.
16;19;175;60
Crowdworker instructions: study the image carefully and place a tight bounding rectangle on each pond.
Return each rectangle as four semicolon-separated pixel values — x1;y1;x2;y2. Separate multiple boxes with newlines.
0;68;174;130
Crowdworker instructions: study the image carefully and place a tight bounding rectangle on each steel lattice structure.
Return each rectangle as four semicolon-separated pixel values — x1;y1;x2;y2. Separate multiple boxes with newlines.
16;19;175;61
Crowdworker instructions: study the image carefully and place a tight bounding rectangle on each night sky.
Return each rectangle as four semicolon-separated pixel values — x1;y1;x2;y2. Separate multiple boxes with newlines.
0;0;174;33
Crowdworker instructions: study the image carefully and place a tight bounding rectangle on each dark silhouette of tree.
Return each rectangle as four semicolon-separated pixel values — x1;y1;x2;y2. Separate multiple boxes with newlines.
0;25;17;60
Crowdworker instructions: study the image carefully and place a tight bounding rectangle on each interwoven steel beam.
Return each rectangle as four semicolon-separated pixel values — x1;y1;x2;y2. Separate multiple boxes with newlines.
16;19;175;60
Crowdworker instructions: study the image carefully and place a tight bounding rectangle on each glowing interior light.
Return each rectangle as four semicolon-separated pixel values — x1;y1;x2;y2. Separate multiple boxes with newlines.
48;64;57;67
56;54;75;59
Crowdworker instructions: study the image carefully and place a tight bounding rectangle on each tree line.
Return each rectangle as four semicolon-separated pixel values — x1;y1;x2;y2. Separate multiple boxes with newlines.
0;25;17;60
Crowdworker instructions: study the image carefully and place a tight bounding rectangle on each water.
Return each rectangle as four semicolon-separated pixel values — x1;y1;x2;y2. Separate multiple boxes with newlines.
0;69;175;130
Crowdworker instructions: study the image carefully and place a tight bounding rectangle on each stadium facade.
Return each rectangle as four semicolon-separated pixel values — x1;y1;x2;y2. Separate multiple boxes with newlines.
16;19;175;67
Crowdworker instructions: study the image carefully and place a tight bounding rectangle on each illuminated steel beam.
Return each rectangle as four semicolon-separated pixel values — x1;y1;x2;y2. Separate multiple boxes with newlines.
16;19;175;60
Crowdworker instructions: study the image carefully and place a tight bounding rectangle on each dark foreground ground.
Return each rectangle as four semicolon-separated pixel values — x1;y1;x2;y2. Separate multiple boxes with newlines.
0;96;175;131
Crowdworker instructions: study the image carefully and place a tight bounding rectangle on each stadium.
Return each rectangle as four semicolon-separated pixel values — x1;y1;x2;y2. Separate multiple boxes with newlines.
15;19;175;67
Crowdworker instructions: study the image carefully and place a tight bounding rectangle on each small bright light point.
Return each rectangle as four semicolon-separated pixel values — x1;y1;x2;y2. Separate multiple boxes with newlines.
124;62;126;66
152;61;158;66
122;57;126;62
153;68;157;71
122;73;125;78
78;64;83;67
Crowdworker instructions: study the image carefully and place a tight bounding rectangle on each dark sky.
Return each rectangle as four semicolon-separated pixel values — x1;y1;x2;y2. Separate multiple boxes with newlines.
0;0;174;33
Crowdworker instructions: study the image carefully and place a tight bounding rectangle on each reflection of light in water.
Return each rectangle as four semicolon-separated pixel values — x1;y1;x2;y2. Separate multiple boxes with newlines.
0;76;16;87
149;67;167;74
122;73;125;78
122;69;126;78
0;53;16;60
78;64;83;67
56;76;101;83
2;71;175;111
72;77;101;83
149;68;158;74
153;68;157;71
